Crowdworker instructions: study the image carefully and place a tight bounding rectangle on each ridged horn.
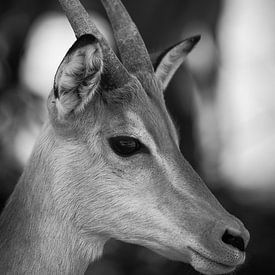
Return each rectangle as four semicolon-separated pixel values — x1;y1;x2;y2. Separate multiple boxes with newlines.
100;0;154;74
58;0;131;88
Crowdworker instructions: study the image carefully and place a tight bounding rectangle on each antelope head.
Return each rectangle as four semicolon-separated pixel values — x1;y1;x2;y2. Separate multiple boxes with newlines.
48;0;250;274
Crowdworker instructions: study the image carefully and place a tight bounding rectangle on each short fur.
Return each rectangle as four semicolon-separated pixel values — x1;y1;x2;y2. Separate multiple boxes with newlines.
0;0;249;274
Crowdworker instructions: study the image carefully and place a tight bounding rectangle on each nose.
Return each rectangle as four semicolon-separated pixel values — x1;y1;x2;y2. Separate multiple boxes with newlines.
221;228;249;252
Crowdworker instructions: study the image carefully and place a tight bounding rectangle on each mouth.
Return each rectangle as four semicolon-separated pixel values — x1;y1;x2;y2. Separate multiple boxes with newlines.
188;247;240;275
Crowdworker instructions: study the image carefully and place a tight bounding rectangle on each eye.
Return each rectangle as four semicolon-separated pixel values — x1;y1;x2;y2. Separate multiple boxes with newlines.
109;136;148;157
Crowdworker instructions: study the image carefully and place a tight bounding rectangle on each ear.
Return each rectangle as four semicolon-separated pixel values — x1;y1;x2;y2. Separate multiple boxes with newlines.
152;35;200;90
54;34;103;118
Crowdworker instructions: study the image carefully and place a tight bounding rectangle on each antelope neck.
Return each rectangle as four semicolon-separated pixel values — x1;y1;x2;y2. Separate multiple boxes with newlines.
0;123;105;274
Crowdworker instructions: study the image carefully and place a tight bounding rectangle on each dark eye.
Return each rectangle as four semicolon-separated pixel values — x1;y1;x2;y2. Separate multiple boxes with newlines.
109;136;148;157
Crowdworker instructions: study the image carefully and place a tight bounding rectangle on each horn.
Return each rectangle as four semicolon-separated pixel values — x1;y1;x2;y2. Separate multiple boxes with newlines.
58;0;131;88
100;0;154;74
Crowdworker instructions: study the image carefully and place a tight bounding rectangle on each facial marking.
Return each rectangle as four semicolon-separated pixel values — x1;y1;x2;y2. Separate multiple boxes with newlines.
124;110;179;181
154;153;178;183
123;111;158;153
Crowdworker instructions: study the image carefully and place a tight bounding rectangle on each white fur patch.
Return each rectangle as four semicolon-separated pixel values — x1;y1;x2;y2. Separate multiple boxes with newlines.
124;111;157;153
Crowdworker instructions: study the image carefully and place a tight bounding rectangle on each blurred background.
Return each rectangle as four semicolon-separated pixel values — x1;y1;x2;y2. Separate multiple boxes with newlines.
0;0;275;274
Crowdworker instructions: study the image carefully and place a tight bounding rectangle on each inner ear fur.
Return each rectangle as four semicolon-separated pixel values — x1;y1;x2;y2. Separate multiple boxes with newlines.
54;34;103;118
152;35;200;90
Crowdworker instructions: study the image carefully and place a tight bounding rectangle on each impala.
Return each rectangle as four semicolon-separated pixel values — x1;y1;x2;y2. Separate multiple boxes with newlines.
0;0;250;274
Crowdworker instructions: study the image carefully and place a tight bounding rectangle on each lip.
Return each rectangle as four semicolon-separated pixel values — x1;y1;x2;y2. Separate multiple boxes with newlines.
189;247;238;274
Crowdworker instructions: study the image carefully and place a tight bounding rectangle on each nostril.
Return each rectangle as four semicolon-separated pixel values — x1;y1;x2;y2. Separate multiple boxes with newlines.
222;230;245;252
